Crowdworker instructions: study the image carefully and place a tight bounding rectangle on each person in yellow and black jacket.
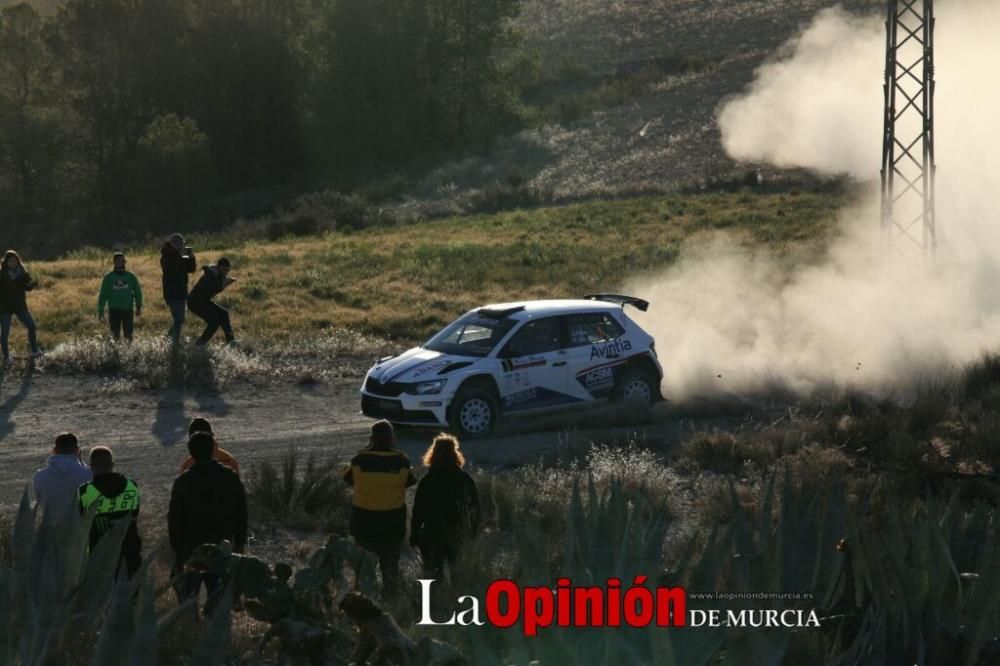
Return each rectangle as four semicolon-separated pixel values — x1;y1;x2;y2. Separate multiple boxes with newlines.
78;447;141;578
343;420;416;598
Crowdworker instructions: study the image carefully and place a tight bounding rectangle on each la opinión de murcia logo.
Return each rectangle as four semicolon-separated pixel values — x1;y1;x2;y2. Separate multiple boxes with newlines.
417;578;822;636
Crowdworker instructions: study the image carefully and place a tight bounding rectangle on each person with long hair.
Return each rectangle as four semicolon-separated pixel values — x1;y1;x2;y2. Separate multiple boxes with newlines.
0;250;41;364
409;433;481;580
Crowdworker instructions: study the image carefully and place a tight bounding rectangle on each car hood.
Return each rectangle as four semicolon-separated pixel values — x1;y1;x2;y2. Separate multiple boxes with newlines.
368;348;475;384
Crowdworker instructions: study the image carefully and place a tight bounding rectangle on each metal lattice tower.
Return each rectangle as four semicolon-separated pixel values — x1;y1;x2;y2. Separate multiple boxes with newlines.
880;0;936;262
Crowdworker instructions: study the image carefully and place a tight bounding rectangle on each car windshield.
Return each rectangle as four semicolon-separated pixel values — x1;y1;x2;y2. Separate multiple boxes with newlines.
424;313;517;357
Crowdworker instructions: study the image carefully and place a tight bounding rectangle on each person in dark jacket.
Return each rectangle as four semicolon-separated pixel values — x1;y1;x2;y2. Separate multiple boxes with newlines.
168;431;248;603
343;420;416;598
78;447;141;578
0;250;41;364
409;434;480;580
187;258;236;346
179;417;239;475
161;233;197;341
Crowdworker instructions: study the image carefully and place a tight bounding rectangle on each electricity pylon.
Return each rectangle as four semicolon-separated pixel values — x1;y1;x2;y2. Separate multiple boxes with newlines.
880;0;936;262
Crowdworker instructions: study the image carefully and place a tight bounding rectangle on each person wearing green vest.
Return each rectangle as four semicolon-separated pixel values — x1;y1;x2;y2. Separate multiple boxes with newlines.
78;446;142;578
97;253;143;342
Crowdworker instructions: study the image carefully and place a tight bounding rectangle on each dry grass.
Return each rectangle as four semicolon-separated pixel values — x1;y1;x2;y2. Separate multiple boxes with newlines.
38;337;270;386
517;0;876;77
246;449;353;534
677;356;1000;529
8;191;844;357
4;327;387;388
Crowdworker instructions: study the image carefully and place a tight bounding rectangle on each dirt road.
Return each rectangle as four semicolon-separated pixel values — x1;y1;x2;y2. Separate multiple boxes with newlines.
0;369;711;519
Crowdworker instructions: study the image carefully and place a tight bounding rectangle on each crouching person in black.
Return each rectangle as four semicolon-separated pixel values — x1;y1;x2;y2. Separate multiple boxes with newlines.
409;434;480;581
187;257;236;346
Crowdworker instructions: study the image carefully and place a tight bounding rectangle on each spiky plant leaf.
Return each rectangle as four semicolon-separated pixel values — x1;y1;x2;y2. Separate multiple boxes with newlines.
721;631;791;666
74;516;131;619
11;489;35;592
91;575;134;666
564;479;586;582
128;575;158;666
190;586;234;666
651;625;726;666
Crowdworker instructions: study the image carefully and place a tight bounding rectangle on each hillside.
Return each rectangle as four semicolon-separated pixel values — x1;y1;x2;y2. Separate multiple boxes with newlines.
1;0;874;257
8;190;844;355
397;0;880;215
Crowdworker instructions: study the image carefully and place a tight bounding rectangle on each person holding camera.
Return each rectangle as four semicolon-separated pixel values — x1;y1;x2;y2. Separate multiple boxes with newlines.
188;257;237;346
160;233;197;341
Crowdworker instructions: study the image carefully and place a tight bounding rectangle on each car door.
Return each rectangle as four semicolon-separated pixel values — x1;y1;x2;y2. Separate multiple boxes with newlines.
562;311;632;400
496;316;578;413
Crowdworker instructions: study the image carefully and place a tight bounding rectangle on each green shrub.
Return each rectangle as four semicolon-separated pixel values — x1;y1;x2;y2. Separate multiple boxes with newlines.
265;190;394;240
468;181;555;214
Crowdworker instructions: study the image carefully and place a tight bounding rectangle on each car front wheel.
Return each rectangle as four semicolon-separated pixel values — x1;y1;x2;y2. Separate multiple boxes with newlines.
449;386;498;438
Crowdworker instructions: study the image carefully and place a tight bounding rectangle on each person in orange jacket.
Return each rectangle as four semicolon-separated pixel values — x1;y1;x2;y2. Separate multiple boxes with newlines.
179;417;239;475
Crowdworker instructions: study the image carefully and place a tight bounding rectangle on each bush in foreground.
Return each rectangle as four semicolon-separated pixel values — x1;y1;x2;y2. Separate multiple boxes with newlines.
4;444;1000;664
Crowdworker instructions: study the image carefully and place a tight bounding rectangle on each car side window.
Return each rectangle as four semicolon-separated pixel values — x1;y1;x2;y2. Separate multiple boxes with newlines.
500;318;563;358
566;313;626;347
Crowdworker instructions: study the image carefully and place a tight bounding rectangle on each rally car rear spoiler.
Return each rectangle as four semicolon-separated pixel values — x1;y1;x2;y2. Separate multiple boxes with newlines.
477;305;527;319
584;294;650;312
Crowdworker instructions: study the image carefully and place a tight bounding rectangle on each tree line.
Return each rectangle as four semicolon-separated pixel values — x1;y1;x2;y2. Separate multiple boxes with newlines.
0;0;527;256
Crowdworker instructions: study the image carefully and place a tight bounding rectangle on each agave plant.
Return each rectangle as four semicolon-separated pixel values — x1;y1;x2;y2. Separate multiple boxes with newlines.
836;493;1000;666
6;458;1000;666
465;471;846;666
0;489;235;665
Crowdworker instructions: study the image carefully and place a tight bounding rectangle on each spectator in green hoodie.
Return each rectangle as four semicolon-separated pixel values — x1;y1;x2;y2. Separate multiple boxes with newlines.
97;253;143;342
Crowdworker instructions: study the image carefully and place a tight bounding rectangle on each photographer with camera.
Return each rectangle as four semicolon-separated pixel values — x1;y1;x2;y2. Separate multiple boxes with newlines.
160;233;197;341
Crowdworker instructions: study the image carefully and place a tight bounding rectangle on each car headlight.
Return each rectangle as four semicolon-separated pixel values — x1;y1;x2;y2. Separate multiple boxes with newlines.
409;380;447;395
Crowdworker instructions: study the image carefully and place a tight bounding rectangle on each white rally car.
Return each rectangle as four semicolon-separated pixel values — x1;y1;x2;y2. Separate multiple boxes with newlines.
360;295;664;437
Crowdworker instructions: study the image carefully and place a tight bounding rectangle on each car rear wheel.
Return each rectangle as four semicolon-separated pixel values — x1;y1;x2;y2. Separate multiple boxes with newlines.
450;386;498;438
613;368;657;406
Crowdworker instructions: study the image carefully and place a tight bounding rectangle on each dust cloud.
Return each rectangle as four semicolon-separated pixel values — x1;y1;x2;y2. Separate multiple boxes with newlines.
628;1;1000;400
